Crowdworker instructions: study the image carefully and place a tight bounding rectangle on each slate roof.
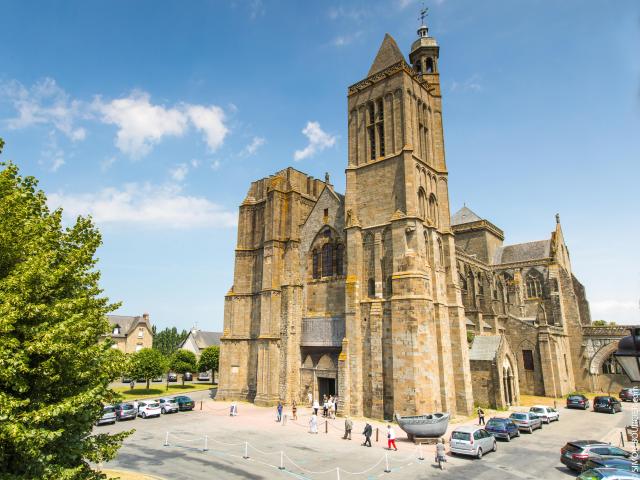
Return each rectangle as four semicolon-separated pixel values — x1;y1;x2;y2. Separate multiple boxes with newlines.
107;315;140;338
469;335;502;361
494;240;551;265
187;331;222;350
451;206;483;226
368;34;406;76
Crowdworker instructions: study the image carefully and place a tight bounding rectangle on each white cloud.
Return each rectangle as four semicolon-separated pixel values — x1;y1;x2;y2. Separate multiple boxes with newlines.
190;159;201;168
211;159;221;170
332;31;363;47
294;121;337;161
100;156;117;172
1;78;86;141
240;136;265;157
169;163;189;182
450;74;483;93
48;182;237;229
185;105;229;152
590;300;639;324
39;131;66;172
93;91;188;159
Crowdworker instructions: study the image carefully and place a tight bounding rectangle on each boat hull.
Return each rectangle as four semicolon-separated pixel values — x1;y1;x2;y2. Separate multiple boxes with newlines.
395;413;450;438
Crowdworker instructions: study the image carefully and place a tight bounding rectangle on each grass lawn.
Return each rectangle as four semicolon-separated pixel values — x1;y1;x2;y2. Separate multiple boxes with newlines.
112;383;216;401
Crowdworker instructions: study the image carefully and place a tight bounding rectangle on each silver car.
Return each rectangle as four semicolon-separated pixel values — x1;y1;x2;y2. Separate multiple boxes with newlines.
450;425;497;459
509;412;543;433
96;405;117;425
157;397;179;414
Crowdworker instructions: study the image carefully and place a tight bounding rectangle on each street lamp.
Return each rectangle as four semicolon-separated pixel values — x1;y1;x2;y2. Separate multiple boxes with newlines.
613;327;640;383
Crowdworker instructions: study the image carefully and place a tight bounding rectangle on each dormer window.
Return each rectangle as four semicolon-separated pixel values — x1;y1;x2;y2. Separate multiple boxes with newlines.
113;326;120;335
138;327;144;338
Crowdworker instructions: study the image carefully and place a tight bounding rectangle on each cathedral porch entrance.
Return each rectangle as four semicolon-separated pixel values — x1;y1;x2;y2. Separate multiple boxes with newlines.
318;377;336;400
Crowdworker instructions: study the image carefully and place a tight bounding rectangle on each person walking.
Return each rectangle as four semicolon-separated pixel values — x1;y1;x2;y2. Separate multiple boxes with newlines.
313;399;319;416
328;400;335;419
132;399;139;414
477;406;485;426
387;424;397;451
435;438;446;469
323;397;328;417
309;413;318;434
276;401;283;422
362;423;372;447
343;416;353;440
230;402;238;416
292;400;298;420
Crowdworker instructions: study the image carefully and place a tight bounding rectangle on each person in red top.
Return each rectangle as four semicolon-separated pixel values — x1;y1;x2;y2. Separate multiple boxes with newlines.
387;424;397;451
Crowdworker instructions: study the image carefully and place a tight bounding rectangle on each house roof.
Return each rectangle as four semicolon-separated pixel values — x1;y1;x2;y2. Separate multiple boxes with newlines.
187;331;222;350
451;206;483;226
494;240;551;264
469;335;502;361
368;34;406;76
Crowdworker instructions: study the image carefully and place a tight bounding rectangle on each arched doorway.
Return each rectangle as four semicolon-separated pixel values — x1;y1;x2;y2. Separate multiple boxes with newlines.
503;358;515;406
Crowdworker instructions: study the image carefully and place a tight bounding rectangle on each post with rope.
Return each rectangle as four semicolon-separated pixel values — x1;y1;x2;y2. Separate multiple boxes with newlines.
376;427;379;442
325;420;328;434
203;435;208;452
384;452;391;473
418;443;424;461
243;441;249;459
336;466;340;480
279;451;285;470
164;432;169;447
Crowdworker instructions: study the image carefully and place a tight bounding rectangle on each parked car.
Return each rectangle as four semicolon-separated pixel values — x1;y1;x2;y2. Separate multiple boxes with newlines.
567;394;591;410
152;375;163;382
560;441;629;472
157;397;179;414
578;468;640;480
137;400;161;419
449;425;497;459
183;372;193;382
582;456;634;473
167;372;178;382
593;396;622;414
530;405;560;424
122;376;132;384
173;395;195;411
484;417;520;441
114;403;137;421
197;371;211;382
619;388;639;402
96;405;117;425
509;412;542;433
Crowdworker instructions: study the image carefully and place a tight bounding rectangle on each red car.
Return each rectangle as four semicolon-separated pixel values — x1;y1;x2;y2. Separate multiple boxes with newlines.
619;388;639;402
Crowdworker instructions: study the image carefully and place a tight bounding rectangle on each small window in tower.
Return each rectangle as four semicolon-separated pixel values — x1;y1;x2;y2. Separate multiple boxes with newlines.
368;278;375;298
426;57;434;73
368;103;375;124
377;99;384;120
415;61;422;74
368;126;376;160
377;124;385;157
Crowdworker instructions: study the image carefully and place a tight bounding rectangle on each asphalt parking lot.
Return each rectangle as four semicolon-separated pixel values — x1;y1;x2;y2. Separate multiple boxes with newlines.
100;399;632;480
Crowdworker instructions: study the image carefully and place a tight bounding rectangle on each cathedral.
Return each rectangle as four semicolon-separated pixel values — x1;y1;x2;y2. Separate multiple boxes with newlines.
216;20;597;417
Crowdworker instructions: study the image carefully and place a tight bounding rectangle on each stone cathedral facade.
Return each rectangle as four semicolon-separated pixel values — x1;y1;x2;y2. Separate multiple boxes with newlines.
217;22;600;416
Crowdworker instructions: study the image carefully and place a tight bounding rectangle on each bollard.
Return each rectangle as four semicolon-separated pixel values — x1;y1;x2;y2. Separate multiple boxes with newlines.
283;413;288;426
418;444;424;461
200;400;203;410
554;400;557;409
384;452;391;473
164;432;169;447
203;435;208;452
243;441;249;459
620;431;625;447
325;420;328;434
279;451;285;470
336;467;340;480
376;427;379;442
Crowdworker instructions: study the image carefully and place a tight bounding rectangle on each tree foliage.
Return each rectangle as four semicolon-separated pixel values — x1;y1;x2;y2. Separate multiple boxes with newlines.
198;346;219;382
169;349;197;386
0;145;131;479
129;348;167;389
592;319;616;326
152;326;189;357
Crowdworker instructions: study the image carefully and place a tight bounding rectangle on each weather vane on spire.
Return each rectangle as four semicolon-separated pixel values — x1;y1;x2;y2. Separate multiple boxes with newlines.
419;3;428;26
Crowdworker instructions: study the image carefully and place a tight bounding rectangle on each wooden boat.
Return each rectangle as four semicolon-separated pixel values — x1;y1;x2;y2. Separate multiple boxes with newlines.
394;413;450;439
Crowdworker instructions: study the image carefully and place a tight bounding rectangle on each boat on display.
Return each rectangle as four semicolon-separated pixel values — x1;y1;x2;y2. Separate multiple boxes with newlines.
394;413;450;439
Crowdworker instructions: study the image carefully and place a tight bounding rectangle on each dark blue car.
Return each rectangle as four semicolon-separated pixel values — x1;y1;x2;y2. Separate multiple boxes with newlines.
485;417;520;441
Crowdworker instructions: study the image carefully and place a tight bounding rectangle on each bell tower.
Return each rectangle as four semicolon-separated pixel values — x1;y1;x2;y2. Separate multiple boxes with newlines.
340;12;474;419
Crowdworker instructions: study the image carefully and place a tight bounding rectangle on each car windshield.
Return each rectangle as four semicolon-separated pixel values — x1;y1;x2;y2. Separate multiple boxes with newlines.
531;407;544;412
569;396;584;400
511;413;527;420
595;398;610;405
564;444;581;453
451;431;470;441
103;406;115;413
147;403;159;408
487;419;505;425
121;404;133;410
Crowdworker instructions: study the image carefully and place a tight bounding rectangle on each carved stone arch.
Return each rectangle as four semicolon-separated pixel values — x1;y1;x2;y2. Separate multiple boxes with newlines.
416;164;422;187
421;168;427;192
317;354;336;371
302;355;314;368
417;187;427;219
589;341;619;375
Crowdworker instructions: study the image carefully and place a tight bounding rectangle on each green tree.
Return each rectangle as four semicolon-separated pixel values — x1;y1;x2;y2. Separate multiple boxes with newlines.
152;326;189;357
170;349;197;386
129;348;167;389
198;346;219;384
0;144;130;479
592;320;616;326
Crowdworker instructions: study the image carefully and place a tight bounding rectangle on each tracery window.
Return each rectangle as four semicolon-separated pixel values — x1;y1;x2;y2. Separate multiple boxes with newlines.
335;244;344;276
312;249;320;279
602;355;622;375
526;272;542;298
522;350;535;371
322;243;333;277
417;188;427;219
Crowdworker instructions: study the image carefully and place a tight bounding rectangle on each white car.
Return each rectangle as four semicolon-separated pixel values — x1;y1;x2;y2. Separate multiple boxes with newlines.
157;398;179;414
529;405;559;424
450;425;497;459
137;401;161;419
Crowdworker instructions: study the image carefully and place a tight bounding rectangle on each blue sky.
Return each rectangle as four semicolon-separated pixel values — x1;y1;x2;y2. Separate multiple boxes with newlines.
0;0;638;330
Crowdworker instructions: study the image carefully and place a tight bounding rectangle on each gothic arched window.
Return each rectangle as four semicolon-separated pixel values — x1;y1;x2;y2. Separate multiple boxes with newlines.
459;273;467;291
426;57;434;73
602;355;622;375
526;272;542;299
368;278;375;298
322;243;333;277
418;188;427;219
437;237;444;265
312;249;320;279
428;194;437;225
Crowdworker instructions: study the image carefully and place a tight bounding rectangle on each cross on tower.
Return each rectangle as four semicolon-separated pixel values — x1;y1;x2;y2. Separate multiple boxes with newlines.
419;4;428;25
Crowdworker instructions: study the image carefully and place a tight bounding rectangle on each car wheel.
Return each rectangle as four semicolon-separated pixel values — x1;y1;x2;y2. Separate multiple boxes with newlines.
516;430;520;437
493;441;497;452
161;408;165;414
528;426;533;434
477;448;483;459
506;433;511;442
142;412;146;419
